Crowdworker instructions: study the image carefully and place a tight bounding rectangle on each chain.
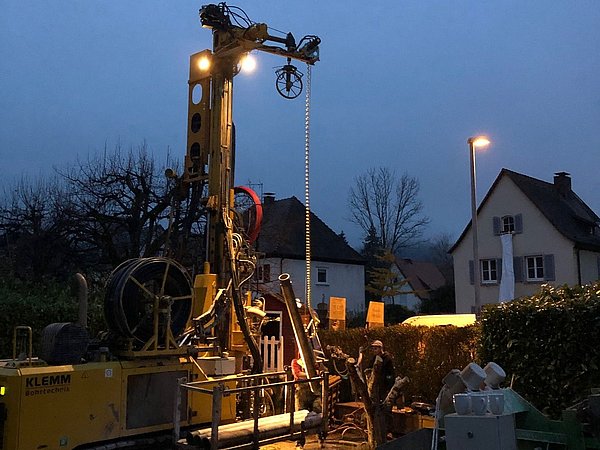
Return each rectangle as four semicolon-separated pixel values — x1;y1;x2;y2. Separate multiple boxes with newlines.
304;64;312;310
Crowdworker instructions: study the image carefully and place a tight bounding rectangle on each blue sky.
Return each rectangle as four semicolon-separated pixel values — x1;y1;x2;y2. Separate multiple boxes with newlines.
2;1;599;249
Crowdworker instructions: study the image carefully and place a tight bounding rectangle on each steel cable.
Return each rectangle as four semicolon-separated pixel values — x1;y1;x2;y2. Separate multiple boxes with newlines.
304;63;312;310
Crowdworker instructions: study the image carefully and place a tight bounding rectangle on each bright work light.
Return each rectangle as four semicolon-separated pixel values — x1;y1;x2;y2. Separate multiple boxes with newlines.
240;53;257;73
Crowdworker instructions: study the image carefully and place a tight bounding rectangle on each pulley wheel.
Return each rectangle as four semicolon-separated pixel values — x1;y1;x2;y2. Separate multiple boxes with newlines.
104;257;192;344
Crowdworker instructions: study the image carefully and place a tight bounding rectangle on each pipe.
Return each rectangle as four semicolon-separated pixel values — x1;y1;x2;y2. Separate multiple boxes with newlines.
187;410;322;447
74;273;88;328
278;273;319;393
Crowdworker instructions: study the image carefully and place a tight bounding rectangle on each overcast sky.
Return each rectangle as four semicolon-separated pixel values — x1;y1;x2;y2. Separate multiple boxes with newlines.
2;1;599;249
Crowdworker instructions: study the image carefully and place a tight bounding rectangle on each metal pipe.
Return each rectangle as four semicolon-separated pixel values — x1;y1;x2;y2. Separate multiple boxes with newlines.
279;273;319;393
74;273;88;328
211;384;223;450
173;376;187;442
187;410;322;446
321;370;329;439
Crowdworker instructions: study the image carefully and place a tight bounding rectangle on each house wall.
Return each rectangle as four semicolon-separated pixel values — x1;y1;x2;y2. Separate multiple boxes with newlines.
579;249;600;284
389;267;421;311
261;257;365;313
453;176;578;313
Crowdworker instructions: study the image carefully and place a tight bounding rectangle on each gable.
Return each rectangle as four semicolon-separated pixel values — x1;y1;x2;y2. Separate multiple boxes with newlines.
395;258;446;299
255;196;365;265
450;169;600;254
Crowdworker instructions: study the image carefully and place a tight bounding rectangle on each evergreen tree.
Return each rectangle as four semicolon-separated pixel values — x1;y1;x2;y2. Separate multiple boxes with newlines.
365;249;408;305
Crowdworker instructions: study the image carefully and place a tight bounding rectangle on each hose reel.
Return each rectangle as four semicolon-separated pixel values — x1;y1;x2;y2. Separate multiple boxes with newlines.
105;257;192;347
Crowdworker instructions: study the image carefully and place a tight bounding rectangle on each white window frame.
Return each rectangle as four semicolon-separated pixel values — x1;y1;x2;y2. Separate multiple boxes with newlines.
526;255;544;281
316;267;328;285
502;215;515;233
481;259;498;284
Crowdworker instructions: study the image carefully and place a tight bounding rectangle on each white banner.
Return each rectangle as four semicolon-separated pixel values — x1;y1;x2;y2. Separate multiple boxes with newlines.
499;233;514;302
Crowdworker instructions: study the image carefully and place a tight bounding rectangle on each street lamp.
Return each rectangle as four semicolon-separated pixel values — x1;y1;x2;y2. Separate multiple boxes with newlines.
468;135;490;314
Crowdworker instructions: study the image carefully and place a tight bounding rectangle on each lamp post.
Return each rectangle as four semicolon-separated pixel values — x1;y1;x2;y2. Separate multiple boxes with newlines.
468;136;490;314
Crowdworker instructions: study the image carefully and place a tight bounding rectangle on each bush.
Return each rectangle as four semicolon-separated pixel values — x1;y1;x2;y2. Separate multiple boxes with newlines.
320;324;479;404
0;277;105;359
480;282;600;417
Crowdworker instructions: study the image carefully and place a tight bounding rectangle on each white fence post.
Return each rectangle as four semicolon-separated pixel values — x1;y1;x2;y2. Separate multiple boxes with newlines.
260;335;284;372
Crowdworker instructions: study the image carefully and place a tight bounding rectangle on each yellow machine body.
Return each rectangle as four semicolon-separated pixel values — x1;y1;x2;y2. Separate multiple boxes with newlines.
0;358;236;450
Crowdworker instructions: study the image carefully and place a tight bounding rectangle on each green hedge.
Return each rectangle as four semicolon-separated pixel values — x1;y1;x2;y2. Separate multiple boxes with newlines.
480;282;600;418
0;277;104;359
320;324;480;404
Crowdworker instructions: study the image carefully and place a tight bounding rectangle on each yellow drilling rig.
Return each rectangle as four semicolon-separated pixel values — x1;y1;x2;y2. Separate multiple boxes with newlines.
0;4;322;449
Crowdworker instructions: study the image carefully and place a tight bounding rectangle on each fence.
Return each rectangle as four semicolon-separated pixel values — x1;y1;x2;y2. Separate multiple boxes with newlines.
260;335;284;372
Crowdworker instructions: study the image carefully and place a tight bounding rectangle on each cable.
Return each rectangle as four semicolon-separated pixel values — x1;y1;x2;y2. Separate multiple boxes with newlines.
304;63;312;311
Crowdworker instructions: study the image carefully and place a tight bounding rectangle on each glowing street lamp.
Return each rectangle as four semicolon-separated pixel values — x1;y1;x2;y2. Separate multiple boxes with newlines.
468;135;491;314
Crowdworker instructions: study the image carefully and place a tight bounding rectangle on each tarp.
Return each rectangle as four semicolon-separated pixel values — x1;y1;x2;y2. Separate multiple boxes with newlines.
499;233;515;302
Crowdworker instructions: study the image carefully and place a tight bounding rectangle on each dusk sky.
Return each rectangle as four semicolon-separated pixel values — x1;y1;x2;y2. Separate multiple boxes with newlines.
2;1;599;250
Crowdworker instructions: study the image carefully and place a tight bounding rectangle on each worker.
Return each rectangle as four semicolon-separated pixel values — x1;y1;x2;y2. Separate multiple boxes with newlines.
291;355;322;413
367;340;396;403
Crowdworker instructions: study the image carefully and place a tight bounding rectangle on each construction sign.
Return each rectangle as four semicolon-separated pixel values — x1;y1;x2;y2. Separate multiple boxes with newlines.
366;301;384;328
329;297;346;330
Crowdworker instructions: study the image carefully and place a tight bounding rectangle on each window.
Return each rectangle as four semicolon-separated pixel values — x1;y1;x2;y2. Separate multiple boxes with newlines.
502;216;515;233
526;256;544;281
481;259;498;283
493;214;523;235
316;267;328;284
257;264;271;283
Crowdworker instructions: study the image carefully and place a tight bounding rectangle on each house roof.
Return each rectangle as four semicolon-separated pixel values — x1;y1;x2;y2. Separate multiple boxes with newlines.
255;196;365;265
450;168;600;253
395;258;446;300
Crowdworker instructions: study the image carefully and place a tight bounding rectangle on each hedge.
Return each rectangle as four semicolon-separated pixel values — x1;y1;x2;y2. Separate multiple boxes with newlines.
0;277;104;359
479;282;600;418
320;324;480;404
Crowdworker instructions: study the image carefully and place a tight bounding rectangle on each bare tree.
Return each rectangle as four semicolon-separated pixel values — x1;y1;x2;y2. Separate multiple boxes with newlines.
430;232;455;283
0;175;75;278
57;142;204;267
349;167;429;254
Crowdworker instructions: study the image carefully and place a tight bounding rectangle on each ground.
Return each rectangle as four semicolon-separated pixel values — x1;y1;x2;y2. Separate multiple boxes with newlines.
260;432;370;450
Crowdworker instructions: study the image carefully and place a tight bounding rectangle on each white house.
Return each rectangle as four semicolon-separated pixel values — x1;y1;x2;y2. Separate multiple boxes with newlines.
451;169;600;313
390;258;446;311
253;195;366;313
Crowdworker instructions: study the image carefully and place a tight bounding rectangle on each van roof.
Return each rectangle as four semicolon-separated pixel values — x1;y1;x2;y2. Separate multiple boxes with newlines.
402;314;476;327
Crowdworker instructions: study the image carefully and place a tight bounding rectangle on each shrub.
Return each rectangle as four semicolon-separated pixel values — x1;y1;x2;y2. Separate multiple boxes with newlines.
0;277;105;359
480;282;600;417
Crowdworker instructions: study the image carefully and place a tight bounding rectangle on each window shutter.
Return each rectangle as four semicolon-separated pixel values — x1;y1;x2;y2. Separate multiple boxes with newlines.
544;254;555;281
496;258;502;282
493;216;501;235
469;260;474;285
513;256;523;282
515;214;523;234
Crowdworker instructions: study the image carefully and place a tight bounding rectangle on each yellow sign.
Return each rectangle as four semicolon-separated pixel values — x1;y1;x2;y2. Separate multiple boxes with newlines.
329;297;346;321
366;301;384;326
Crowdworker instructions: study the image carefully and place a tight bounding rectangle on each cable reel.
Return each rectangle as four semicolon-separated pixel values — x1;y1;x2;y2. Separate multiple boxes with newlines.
104;257;192;348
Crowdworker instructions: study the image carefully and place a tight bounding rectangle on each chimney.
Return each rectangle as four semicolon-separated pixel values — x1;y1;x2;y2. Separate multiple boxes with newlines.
553;172;571;196
263;192;275;205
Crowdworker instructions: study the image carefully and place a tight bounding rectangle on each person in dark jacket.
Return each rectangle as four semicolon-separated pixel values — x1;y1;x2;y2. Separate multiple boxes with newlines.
368;340;396;403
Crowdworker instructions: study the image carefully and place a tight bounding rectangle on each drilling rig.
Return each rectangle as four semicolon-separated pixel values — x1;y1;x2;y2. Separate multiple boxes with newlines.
0;4;321;449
